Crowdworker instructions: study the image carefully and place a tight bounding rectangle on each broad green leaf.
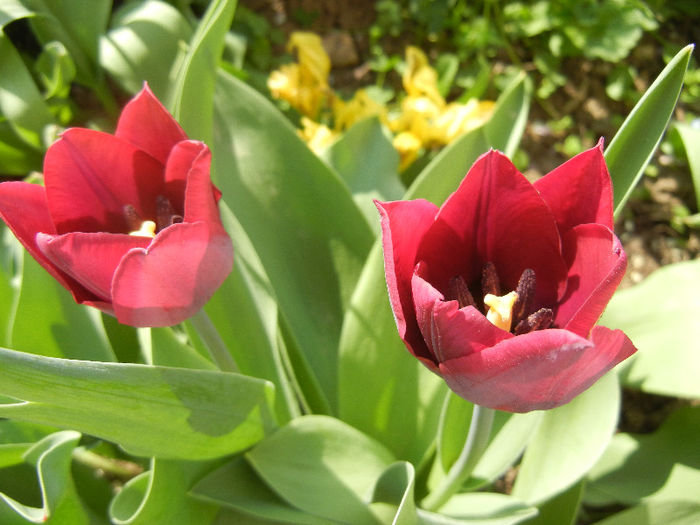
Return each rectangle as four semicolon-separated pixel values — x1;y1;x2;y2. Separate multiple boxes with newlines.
109;459;220;525
607;45;693;217
0;0;32;27
321;117;405;233
25;0;111;88
512;372;620;505
146;326;215;370
483;72;532;158
213;70;374;411
0;431;87;524
0;121;43;175
35;41;76;100
600;259;700;398
0;31;54;149
191;456;332;525
246;415;395;525
10;252;115;361
523;481;584;525
338;74;531;463
586;405;700;506
199;204;297;422
418;493;537;524
0;420;55;469
0;346;276;459
370;462;418;525
675;122;700;210
596;501;700;525
169;0;236;143
100;0;192;98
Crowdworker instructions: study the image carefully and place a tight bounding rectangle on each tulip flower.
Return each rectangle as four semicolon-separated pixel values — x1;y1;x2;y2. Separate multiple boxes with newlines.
376;143;636;412
0;85;233;327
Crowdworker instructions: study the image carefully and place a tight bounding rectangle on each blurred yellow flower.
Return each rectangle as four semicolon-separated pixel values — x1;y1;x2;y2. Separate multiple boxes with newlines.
268;32;331;118
299;117;337;154
333;89;387;132
402;47;444;108
393;132;422;172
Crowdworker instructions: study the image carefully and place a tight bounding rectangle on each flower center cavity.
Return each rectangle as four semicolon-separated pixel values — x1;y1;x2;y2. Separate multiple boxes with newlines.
123;195;183;237
446;262;553;334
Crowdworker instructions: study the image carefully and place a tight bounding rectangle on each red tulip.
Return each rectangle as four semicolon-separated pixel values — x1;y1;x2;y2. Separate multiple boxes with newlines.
0;85;233;327
377;142;636;412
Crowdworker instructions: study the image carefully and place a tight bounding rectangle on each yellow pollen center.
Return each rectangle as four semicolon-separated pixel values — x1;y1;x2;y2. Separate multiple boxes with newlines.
128;220;156;238
483;291;519;331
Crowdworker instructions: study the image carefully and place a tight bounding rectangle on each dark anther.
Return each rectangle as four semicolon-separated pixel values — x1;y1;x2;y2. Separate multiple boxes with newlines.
512;268;536;325
156;195;174;231
448;275;476;309
481;261;501;296
514;308;553;335
123;204;142;231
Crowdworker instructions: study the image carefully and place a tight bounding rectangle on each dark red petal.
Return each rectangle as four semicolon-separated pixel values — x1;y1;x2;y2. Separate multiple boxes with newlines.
534;140;614;234
44;129;165;234
557;224;627;337
111;221;233;327
115;84;188;165
438;327;630;412
179;142;223;226
412;265;511;363
0;182;95;302
36;232;151;302
376;199;439;362
419;150;567;308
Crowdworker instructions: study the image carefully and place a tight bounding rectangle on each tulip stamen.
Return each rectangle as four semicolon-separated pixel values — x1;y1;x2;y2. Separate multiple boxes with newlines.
448;275;476;308
514;308;554;335
482;261;501;296
123;204;143;232
156;195;183;231
484;291;519;332
512;268;536;326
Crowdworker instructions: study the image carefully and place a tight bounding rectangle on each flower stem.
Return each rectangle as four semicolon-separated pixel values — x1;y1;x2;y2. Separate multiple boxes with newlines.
72;448;142;480
189;309;240;373
422;404;495;511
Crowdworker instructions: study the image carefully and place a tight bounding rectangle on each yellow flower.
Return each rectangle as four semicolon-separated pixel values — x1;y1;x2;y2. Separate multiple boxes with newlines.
393;131;422;172
402;47;444;108
430;99;496;145
298;117;338;154
333;89;387;131
267;32;331;118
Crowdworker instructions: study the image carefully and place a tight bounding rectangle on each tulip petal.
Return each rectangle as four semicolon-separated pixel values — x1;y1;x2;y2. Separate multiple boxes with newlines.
534;141;614;234
115;84;188;165
418;150;567;308
376;199;439;361
556;224;627;337
412;265;511;365
180;142;223;226
0;182;96;302
439;327;632;412
36;232;150;302
44;129;165;234
111;221;233;327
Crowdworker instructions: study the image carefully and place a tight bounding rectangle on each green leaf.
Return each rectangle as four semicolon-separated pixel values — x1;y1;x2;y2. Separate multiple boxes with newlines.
0;31;55;149
0;0;33;28
35;41;76;100
321;116;405;233
100;0;192;98
169;0;236;143
512;372;620;505
370;462;418;525
674;122;700;211
109;459;220;525
337;74;531;463
523;481;584;525
483;72;532;159
0;431;88;524
600;259;700;398
25;0;111;88
0;346;276;459
213;70;374;411
10;252;115;361
607;45;693;217
595;500;700;525
586;405;700;506
191;456;335;525
418;493;537;524
246;415;395;524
